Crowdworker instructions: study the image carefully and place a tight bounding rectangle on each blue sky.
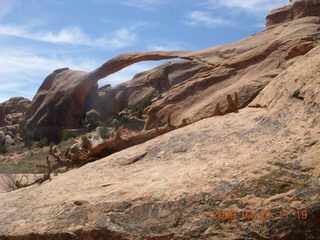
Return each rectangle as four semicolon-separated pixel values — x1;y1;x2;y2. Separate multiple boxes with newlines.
0;0;288;103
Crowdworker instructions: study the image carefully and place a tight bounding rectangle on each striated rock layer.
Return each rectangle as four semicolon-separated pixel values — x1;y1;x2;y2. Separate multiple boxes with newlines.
0;45;319;240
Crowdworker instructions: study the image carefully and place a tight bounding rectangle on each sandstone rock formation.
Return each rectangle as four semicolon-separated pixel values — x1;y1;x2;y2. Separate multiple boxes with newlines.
267;0;320;29
143;16;320;129
1;1;319;239
23;0;320;142
0;44;319;240
24;53;194;142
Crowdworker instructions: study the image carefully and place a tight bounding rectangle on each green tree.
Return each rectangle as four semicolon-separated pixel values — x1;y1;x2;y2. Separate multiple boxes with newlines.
19;124;34;148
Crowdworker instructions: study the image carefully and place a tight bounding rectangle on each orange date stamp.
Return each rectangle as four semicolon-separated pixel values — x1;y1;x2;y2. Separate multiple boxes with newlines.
211;209;308;220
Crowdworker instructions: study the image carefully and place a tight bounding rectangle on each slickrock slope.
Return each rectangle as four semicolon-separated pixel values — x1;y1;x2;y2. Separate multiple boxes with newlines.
0;46;319;240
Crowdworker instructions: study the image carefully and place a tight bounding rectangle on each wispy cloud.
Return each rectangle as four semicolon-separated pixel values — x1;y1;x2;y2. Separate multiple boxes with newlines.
0;24;139;49
185;10;233;28
121;0;164;10
94;0;167;10
207;0;288;13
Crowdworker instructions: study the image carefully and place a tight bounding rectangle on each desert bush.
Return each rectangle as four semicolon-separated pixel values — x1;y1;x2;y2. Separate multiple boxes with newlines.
37;138;49;148
1;174;28;191
133;95;153;118
119;114;129;124
62;129;81;141
113;119;121;129
19;124;34;148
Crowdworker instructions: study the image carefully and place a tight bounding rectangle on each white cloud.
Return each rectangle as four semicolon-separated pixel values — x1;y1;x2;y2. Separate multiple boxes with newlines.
185;11;233;28
0;24;139;49
210;0;288;12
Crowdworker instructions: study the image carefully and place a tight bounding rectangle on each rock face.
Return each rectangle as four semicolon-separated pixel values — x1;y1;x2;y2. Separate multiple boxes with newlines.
0;45;319;240
143;16;320;129
266;0;320;29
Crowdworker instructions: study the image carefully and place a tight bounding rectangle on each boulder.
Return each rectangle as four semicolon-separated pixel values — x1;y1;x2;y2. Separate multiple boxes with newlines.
4;135;14;147
85;109;102;130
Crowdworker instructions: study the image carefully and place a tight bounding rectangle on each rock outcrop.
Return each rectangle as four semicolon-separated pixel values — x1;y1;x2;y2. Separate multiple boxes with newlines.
0;97;30;128
266;0;320;29
0;44;319;240
1;97;30;114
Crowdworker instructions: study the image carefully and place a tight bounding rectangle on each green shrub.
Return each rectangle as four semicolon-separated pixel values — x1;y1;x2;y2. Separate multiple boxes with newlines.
0;145;7;154
37;138;49;148
19;124;34;148
113;119;121;129
119;115;129;124
62;129;81;141
133;96;153;118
